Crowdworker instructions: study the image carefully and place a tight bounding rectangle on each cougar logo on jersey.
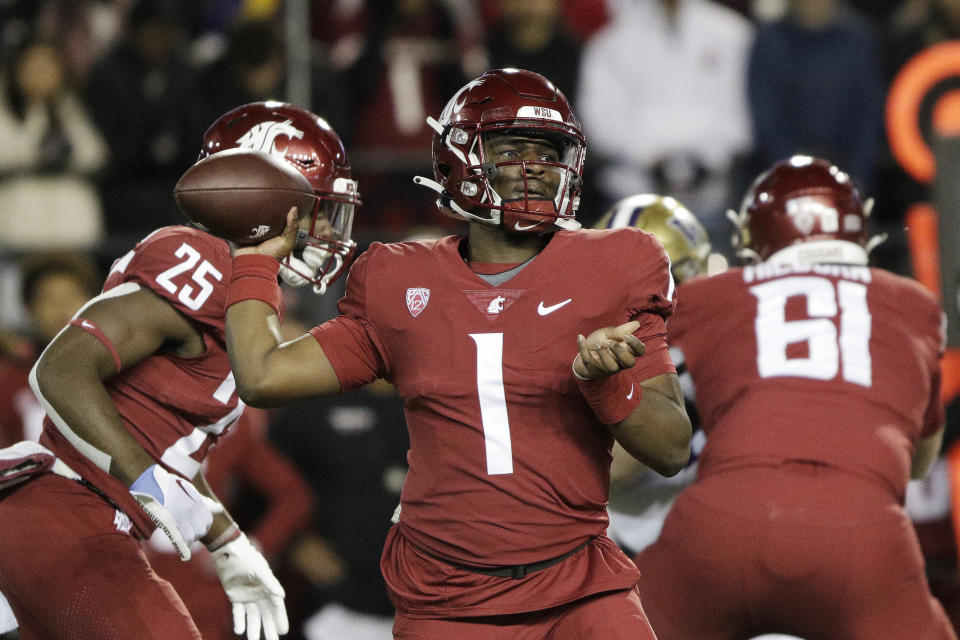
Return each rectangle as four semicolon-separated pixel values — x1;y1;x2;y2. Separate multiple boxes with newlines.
487;295;506;314
465;290;524;316
406;288;430;317
248;225;272;239
235;119;304;157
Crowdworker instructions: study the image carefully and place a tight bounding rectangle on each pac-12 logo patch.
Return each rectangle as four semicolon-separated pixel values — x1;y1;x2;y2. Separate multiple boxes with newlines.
406;288;430;317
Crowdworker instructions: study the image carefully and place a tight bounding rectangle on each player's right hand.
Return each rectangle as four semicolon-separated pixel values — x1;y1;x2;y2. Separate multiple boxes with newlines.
212;532;289;640
234;207;299;260
129;464;221;561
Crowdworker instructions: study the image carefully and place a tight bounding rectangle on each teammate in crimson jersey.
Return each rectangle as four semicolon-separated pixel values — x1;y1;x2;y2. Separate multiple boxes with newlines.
223;68;691;640
0;102;359;640
634;155;956;639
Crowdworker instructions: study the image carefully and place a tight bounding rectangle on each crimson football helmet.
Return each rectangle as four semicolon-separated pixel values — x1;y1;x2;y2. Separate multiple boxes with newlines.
728;155;883;265
414;68;585;233
201;101;360;294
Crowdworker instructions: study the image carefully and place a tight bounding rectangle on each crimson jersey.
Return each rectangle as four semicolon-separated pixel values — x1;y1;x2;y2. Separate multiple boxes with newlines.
671;262;944;501
312;228;676;615
39;226;242;537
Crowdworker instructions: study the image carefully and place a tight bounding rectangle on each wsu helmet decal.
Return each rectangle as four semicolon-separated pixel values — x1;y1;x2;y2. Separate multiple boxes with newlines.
728;155;884;266
234;119;305;158
201;101;361;294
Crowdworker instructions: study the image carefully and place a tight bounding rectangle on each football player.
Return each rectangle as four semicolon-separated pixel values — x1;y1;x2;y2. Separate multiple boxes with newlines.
596;194;710;557
223;68;691;639
633;156;956;639
0;101;359;640
599;198;805;640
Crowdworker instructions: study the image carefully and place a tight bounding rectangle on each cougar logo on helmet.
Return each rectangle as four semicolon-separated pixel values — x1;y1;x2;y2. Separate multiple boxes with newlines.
202;101;362;295
235;119;304;158
728;155;884;267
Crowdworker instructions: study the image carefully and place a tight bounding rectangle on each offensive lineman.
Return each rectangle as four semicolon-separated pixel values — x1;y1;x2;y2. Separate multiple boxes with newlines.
634;156;955;639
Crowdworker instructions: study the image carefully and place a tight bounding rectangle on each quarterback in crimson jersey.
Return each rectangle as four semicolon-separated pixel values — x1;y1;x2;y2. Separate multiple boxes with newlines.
225;69;691;640
0;102;359;640
635;156;956;640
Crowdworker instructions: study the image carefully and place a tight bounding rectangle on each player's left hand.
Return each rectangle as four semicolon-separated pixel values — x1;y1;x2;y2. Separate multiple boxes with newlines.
234;207;299;261
574;320;646;380
211;532;289;640
129;464;222;561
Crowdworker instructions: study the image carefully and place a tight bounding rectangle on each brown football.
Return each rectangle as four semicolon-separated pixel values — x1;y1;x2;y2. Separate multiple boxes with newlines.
173;148;315;245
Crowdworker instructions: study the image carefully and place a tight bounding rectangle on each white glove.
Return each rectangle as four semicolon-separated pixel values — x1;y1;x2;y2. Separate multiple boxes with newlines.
129;464;220;561
211;532;289;640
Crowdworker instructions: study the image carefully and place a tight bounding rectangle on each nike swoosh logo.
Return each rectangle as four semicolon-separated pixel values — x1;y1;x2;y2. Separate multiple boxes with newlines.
81;320;95;329
537;299;572;315
626;383;635;400
514;221;540;231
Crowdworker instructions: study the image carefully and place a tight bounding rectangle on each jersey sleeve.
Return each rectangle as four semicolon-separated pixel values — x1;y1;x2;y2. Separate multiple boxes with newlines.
624;231;677;382
108;229;231;329
625;230;676;322
309;248;388;391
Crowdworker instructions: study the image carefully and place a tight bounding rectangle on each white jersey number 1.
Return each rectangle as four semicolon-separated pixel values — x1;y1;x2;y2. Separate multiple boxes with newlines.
469;333;514;475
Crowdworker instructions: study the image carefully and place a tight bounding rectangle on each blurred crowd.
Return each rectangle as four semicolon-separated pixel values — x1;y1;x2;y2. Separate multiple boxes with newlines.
1;0;959;637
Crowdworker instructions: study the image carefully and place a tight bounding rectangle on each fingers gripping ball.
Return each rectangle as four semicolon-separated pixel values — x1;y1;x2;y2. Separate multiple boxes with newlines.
174;148;315;245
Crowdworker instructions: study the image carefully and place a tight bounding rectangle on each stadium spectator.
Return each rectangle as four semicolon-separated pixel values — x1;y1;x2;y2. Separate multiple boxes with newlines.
633;155;956;639
483;0;583;108
747;0;885;197
576;0;754;235
84;0;203;240
320;0;482;237
224;67;691;640
192;16;349;142
0;101;360;640
0;251;102;447
0;36;108;251
31;0;129;84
